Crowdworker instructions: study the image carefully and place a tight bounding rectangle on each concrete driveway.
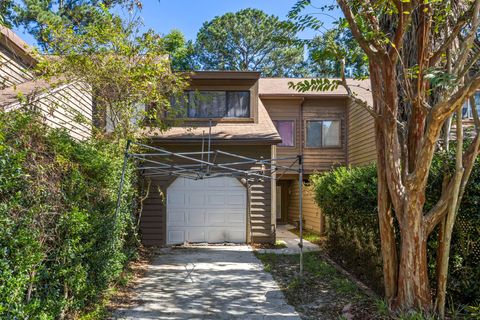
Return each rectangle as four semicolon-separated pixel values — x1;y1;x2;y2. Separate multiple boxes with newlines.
112;245;300;320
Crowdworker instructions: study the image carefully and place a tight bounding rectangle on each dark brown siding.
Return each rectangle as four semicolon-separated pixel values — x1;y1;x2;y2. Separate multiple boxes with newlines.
302;98;347;171
262;97;348;173
140;143;273;246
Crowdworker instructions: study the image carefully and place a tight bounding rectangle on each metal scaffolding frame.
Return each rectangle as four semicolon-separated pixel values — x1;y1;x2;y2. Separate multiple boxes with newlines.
114;138;306;275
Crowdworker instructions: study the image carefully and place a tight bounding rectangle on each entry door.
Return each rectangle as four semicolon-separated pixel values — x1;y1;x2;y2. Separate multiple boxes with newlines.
166;176;247;245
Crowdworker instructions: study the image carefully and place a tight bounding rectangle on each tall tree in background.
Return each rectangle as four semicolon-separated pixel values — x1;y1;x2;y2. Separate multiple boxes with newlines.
195;8;306;77
291;0;480;316
308;27;368;77
163;29;197;71
0;1;14;27
6;0;139;47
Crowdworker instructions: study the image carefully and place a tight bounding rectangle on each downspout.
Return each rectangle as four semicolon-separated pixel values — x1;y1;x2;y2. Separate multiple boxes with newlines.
299;97;305;162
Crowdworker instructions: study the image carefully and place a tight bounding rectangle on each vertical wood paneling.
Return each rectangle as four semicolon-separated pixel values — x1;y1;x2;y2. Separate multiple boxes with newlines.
287;179;325;234
347;99;377;166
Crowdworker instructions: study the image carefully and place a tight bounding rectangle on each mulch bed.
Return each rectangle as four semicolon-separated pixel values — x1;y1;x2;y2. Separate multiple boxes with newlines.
255;251;391;320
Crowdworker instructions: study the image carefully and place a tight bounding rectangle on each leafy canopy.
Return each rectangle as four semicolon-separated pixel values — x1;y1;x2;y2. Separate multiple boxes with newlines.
6;0;140;47
36;7;188;138
194;8;307;77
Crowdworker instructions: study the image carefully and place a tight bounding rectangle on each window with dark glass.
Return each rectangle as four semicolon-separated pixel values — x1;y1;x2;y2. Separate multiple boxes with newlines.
306;120;341;148
273;120;295;147
173;90;250;118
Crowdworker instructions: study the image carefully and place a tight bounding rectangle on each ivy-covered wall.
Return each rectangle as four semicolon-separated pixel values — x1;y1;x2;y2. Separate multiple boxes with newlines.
311;159;480;306
0;111;138;318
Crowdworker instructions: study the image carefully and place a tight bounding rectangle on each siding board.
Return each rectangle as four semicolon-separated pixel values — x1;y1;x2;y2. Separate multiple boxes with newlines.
286;180;325;234
347;99;376;166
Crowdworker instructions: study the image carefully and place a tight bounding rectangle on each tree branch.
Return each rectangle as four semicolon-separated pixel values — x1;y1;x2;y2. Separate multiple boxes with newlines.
428;8;473;67
453;0;480;74
337;0;380;59
411;76;480;190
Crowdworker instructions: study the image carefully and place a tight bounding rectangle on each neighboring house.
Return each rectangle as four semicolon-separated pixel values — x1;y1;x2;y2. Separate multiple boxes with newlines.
0;27;92;140
139;72;377;246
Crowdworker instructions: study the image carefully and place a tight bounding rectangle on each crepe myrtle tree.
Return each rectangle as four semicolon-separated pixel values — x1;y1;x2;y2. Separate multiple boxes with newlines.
290;0;480;316
34;7;188;139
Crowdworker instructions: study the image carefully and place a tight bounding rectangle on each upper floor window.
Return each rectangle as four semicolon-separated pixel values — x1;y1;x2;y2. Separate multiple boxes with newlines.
462;92;480;119
174;90;250;118
273;120;295;147
306;120;341;148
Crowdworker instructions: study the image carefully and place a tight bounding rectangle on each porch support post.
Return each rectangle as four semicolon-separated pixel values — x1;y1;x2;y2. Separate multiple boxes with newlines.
298;154;304;276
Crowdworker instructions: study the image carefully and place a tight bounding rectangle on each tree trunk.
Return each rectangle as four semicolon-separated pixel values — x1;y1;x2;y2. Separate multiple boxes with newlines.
376;124;398;303
395;203;431;311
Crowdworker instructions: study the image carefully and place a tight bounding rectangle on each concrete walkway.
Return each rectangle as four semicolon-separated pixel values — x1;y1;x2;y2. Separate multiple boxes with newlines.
257;225;321;255
112;245;300;320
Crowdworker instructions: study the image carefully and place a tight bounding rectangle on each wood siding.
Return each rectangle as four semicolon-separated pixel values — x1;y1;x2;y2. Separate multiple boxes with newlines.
302;98;347;172
5;82;93;140
263;97;348;173
140;144;274;246
287;179;325;234
0;46;34;89
347;98;376;166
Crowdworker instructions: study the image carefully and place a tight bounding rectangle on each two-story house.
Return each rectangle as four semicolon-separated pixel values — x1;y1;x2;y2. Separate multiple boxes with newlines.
139;72;377;246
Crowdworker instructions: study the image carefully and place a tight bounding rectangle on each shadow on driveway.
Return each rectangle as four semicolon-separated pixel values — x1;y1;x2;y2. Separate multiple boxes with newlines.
111;245;300;320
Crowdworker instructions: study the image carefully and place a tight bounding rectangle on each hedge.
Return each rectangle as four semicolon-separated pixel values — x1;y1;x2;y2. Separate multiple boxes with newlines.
311;155;480;306
0;111;139;318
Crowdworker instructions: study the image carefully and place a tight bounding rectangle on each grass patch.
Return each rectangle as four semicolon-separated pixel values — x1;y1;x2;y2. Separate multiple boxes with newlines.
288;227;324;245
256;251;388;319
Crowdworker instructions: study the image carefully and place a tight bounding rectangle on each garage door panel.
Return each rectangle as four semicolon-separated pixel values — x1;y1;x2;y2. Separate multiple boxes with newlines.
168;230;185;244
227;193;246;205
206;194;226;205
188;192;205;206
226;212;245;223
229;230;246;242
206;210;227;224
187;229;206;243
187;210;206;225
207;228;229;243
168;193;186;206
167;177;247;245
168;209;186;225
206;178;226;187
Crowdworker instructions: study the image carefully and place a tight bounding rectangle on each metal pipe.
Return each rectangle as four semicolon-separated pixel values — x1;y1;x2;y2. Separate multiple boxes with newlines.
130;155;202;176
298;154;304;276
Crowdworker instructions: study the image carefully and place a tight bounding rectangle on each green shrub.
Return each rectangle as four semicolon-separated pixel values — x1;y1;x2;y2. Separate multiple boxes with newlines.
311;157;480;305
0;110;139;318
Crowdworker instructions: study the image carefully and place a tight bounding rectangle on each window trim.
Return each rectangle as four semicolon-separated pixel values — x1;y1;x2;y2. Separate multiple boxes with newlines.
183;89;251;119
304;119;342;149
273;119;296;148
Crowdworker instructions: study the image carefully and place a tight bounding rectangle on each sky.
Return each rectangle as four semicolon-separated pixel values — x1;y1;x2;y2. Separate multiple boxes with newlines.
14;0;342;47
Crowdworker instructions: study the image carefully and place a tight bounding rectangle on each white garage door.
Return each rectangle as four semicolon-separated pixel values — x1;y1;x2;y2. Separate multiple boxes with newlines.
166;176;247;245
